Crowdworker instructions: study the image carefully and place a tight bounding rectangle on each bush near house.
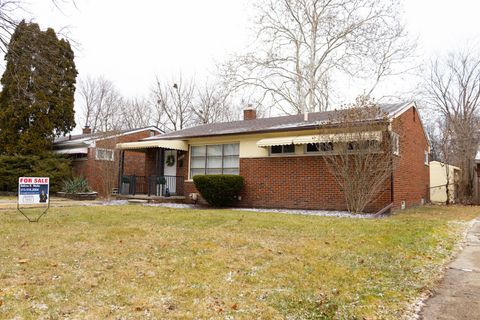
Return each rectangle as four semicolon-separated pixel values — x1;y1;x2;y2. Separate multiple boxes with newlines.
193;174;244;206
62;177;92;194
0;154;72;193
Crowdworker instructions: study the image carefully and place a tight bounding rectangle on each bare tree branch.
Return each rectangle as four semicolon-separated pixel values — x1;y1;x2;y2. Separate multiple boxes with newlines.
322;95;400;213
423;48;480;203
223;0;416;115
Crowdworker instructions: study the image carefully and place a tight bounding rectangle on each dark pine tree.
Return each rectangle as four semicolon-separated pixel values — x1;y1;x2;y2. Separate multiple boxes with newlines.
0;21;77;155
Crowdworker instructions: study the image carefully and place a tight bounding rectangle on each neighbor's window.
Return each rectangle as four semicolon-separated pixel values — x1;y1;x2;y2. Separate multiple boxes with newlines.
95;148;114;161
424;150;429;165
391;132;400;156
270;144;295;155
190;143;240;178
306;142;334;153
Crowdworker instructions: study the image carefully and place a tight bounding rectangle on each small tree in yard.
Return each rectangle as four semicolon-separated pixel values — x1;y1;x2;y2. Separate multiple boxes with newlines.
322;97;400;213
92;131;121;199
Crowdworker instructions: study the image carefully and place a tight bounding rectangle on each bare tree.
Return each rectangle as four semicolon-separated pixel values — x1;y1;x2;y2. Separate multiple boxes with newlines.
91;131;120;199
120;97;154;130
0;1;21;53
152;75;195;132
424;48;480;203
0;0;77;54
78;75;124;132
322;96;400;213
224;0;415;115
191;80;239;124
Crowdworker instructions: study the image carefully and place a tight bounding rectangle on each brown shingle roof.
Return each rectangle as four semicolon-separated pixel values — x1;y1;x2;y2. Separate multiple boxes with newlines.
54;126;161;145
146;102;411;141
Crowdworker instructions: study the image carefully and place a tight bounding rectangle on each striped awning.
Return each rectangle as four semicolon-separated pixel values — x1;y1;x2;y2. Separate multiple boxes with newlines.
257;131;383;147
54;147;89;154
116;139;188;151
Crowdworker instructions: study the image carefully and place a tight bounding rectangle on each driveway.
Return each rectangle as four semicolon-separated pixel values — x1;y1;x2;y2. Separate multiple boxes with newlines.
421;218;480;320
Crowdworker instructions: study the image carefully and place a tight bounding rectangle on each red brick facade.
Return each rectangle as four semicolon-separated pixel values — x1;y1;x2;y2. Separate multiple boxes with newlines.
391;107;430;210
180;106;429;213
72;130;158;197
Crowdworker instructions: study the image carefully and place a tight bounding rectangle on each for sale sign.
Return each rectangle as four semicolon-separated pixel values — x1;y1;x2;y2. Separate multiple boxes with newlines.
18;177;49;205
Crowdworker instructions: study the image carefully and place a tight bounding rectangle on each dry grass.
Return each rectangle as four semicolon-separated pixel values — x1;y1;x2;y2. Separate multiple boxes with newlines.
0;205;478;319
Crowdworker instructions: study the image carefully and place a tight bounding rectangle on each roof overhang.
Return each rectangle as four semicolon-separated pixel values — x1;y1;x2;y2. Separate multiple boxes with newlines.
53;147;89;155
116;139;188;151
257;131;383;147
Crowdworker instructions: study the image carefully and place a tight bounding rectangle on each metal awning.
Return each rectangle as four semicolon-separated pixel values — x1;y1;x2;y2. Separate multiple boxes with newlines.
257;131;383;147
53;147;89;154
116;139;188;151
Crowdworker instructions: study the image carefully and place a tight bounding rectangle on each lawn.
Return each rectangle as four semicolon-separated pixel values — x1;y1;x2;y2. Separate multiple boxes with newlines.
0;205;478;319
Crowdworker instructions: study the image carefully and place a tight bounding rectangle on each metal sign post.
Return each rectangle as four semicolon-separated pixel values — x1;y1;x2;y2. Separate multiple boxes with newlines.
17;177;50;222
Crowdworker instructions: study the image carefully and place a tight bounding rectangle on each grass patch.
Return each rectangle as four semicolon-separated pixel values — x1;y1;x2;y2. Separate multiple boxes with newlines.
0;205;478;319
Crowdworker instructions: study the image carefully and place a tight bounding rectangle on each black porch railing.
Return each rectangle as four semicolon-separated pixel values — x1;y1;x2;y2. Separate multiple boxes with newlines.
119;175;184;197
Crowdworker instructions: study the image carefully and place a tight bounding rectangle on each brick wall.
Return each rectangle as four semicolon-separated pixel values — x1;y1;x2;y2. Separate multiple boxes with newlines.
391;107;430;210
71;130;158;197
181;150;392;212
181;106;429;213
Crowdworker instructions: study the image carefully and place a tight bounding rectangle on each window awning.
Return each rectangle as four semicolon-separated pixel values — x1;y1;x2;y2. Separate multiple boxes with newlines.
257;131;383;147
53;147;89;154
116;139;188;151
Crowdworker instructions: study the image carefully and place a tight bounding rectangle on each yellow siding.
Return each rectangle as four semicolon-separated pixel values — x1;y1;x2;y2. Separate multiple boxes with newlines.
429;161;460;204
185;128;361;158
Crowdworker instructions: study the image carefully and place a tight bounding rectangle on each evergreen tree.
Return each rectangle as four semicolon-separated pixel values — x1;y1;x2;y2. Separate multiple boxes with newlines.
0;21;77;155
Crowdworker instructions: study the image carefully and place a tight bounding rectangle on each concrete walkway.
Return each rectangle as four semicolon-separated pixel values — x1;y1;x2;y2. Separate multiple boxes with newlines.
421;218;480;320
0;197;103;210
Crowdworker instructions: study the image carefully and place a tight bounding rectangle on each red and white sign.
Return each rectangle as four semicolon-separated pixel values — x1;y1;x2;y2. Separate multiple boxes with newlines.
18;177;50;205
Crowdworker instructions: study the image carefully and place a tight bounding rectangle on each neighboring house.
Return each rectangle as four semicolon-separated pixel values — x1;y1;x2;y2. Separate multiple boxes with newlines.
429;161;460;204
53;126;162;197
116;102;430;213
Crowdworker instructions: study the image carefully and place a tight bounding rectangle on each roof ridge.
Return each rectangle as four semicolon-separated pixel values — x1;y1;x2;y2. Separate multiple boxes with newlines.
143;102;413;141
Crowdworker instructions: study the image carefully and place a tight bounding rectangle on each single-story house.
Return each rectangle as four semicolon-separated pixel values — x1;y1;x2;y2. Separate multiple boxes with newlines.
53;126;162;196
116;102;430;212
429;161;460;204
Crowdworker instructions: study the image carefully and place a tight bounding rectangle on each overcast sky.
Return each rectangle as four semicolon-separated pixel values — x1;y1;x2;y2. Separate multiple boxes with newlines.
11;0;480;129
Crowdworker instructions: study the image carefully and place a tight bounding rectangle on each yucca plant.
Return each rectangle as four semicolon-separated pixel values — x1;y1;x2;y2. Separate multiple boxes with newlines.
63;177;92;194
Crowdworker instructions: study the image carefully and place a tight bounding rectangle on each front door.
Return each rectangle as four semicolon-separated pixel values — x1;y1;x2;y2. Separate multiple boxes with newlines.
163;150;177;194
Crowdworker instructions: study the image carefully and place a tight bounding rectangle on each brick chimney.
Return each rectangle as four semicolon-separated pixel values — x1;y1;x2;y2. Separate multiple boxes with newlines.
243;105;257;120
82;126;92;134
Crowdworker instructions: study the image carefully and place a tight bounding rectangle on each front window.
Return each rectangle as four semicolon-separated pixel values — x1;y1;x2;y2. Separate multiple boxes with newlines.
306;142;334;153
270;144;295;155
95;148;114;161
190;143;240;178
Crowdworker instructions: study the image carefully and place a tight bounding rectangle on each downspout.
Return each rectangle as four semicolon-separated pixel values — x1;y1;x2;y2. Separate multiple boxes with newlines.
388;123;394;207
117;150;125;194
390;172;394;204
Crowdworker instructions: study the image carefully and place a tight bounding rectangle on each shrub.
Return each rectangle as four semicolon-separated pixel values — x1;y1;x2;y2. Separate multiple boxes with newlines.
0;154;72;193
63;177;92;193
193;174;244;207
